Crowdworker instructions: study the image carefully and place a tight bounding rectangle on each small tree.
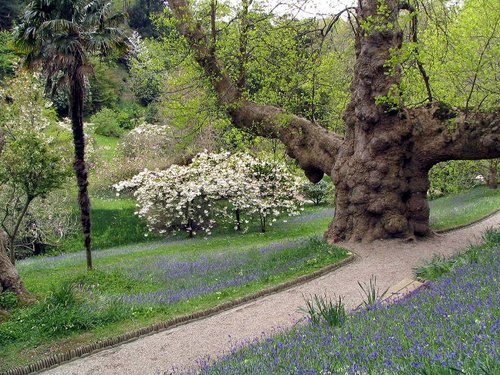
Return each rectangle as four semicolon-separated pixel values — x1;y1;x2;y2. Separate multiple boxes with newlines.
0;73;71;264
302;180;333;206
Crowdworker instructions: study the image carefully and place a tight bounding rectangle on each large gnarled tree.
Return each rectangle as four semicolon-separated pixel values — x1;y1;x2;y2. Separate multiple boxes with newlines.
167;0;499;242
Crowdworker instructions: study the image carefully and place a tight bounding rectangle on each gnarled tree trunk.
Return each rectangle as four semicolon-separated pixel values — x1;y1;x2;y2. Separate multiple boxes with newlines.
326;0;500;241
167;0;500;243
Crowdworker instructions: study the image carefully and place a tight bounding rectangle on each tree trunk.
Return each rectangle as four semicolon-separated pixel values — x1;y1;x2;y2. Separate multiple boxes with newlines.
326;0;427;241
70;73;92;270
187;217;194;238
0;230;30;302
235;208;241;231
488;159;498;189
8;196;33;265
328;123;431;242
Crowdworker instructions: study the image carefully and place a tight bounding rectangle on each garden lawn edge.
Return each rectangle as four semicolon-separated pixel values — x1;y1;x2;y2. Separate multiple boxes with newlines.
1;254;356;375
434;208;500;234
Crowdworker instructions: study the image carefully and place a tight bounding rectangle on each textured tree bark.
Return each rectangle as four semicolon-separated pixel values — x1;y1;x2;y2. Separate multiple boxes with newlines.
167;0;500;243
0;223;30;301
70;71;93;270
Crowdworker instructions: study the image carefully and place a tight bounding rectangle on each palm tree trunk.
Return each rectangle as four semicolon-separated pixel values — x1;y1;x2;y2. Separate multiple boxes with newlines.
70;73;92;270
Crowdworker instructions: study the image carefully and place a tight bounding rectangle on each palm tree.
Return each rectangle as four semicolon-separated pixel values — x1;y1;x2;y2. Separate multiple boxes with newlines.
15;0;126;270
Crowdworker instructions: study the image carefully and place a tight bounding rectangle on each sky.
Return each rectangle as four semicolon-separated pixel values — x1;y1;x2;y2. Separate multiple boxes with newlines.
229;0;356;19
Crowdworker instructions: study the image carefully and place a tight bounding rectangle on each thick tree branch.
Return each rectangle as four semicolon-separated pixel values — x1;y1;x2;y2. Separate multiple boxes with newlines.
412;105;500;168
167;0;342;181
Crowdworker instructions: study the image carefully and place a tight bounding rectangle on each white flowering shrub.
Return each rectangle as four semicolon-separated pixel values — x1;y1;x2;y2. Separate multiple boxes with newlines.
245;158;303;232
120;122;172;158
115;152;302;236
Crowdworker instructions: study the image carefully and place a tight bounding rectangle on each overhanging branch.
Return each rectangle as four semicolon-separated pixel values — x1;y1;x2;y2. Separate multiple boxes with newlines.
412;105;500;168
167;0;343;180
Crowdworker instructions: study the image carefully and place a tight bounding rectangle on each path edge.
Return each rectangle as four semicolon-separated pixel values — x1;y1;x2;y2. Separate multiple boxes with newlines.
1;254;357;375
434;208;500;234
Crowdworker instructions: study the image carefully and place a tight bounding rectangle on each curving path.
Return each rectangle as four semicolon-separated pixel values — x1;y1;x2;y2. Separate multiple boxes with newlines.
44;213;500;375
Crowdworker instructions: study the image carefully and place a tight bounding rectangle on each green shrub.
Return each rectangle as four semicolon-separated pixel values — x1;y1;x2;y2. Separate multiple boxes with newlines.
90;108;123;137
0;31;18;79
116;102;144;130
300;294;346;328
302;180;333;205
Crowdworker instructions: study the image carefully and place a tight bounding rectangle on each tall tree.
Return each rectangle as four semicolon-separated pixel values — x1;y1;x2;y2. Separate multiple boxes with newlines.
167;0;499;242
15;0;126;269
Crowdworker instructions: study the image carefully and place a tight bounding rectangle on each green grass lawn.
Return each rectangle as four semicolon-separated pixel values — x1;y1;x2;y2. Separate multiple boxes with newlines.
93;134;120;162
429;186;500;230
58;186;500;254
58;198;162;253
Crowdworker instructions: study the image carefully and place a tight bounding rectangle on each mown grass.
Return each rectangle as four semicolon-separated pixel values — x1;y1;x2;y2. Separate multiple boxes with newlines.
197;229;500;374
58;198;162;253
93;134;120;163
429;186;500;230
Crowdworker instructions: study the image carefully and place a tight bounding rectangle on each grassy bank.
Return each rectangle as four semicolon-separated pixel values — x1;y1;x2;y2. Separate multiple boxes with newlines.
429;186;500;230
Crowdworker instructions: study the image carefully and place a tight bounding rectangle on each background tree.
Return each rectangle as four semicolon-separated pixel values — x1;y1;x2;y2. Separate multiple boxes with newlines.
0;72;71;264
0;127;28;301
129;0;165;37
166;0;499;242
15;0;127;269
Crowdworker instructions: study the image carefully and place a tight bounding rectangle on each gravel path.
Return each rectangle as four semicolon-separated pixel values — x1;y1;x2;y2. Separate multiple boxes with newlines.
44;213;500;375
